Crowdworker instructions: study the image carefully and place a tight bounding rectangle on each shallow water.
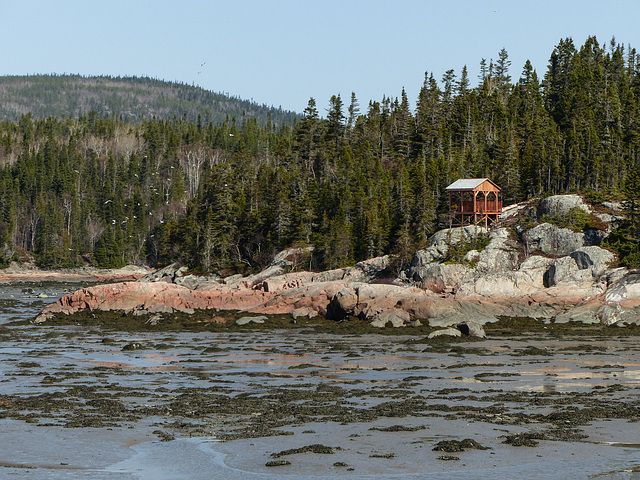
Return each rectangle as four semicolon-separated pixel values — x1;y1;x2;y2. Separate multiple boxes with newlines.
1;283;640;479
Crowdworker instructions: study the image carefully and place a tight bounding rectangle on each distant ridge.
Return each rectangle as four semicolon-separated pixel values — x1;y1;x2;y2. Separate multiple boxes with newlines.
0;74;298;125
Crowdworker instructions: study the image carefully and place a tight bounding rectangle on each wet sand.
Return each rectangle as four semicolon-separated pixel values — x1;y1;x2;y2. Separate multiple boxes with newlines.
1;283;639;479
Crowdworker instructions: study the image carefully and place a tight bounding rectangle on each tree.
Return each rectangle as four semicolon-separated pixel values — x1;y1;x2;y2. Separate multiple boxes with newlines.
622;170;640;238
494;48;512;102
346;92;360;142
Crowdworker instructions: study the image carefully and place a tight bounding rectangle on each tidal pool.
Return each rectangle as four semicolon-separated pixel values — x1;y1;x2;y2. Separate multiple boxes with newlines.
0;283;639;479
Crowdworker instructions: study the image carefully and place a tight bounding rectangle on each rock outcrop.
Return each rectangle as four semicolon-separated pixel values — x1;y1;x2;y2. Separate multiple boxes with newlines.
0;263;150;283
33;195;640;330
536;194;591;218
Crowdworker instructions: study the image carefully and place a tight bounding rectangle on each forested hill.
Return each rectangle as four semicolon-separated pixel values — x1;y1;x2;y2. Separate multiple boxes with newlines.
0;36;639;273
0;75;298;125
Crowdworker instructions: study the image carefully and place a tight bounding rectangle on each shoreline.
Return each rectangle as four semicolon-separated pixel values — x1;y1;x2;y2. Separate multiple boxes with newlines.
0;263;151;284
2;283;640;479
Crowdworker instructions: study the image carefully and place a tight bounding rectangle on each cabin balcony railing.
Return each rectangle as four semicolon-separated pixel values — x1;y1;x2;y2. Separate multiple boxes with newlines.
450;200;503;214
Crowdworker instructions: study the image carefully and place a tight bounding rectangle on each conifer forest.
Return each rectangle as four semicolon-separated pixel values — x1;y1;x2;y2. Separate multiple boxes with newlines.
0;36;639;272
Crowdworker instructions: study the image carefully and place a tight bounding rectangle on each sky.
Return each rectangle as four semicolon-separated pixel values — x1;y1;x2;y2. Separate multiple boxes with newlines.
2;1;639;114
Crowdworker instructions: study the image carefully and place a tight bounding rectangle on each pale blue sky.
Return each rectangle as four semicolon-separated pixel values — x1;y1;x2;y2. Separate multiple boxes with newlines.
2;1;637;113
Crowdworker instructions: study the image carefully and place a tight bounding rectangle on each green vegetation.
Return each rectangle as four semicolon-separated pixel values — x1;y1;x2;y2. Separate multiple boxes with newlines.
443;234;491;265
0;75;297;126
1;36;640;272
540;207;603;232
602;171;640;267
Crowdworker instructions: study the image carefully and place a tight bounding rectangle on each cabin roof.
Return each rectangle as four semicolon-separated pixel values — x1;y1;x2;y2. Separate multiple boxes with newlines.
445;178;500;192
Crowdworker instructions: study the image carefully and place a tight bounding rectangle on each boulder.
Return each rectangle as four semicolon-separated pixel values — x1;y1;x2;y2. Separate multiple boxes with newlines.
544;246;615;287
369;308;411;328
427;328;462;339
342;256;391;282
291;307;318;319
235;315;268;325
474;228;519;274
544;256;591;287
457;321;486;338
138;263;188;283
518;255;555;289
413;226;488;265
605;273;640;303
408;262;473;292
537;194;591;219
326;283;433;322
569;246;615;275
522;223;586;256
326;288;359;319
270;246;314;268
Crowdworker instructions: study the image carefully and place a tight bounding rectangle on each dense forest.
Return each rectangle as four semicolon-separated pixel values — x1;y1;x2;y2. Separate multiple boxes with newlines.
0;74;297;126
0;36;639;273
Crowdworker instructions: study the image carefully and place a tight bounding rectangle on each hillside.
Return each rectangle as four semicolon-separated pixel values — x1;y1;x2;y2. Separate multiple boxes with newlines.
0;74;298;125
0;36;639;274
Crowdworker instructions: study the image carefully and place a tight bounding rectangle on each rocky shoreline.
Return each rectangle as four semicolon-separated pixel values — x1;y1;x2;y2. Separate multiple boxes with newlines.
25;195;640;334
0;263;151;284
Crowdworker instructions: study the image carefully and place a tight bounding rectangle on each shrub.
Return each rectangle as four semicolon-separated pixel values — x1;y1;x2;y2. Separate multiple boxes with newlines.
443;234;491;265
541;207;605;232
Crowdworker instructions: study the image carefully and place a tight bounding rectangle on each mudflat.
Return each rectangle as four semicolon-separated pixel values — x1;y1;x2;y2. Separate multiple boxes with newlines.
1;283;639;479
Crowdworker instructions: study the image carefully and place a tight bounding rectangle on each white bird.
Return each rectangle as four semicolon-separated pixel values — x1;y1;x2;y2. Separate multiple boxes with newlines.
104;200;112;204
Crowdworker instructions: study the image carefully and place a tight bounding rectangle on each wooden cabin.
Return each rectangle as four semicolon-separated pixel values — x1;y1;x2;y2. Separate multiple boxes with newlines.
446;178;502;228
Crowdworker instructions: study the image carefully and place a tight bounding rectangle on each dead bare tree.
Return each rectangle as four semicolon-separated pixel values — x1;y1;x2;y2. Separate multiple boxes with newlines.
62;194;73;235
86;215;104;251
179;145;208;199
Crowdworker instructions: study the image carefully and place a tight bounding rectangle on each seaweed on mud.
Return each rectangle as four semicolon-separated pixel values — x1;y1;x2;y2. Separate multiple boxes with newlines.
512;346;552;356
369;425;426;432
39;309;435;336
265;460;291;467
485;317;640;338
432;438;490;452
270;444;339;457
16;362;40;368
503;432;542;447
539;402;640;426
503;427;588;447
288;363;325;369
370;452;395;458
